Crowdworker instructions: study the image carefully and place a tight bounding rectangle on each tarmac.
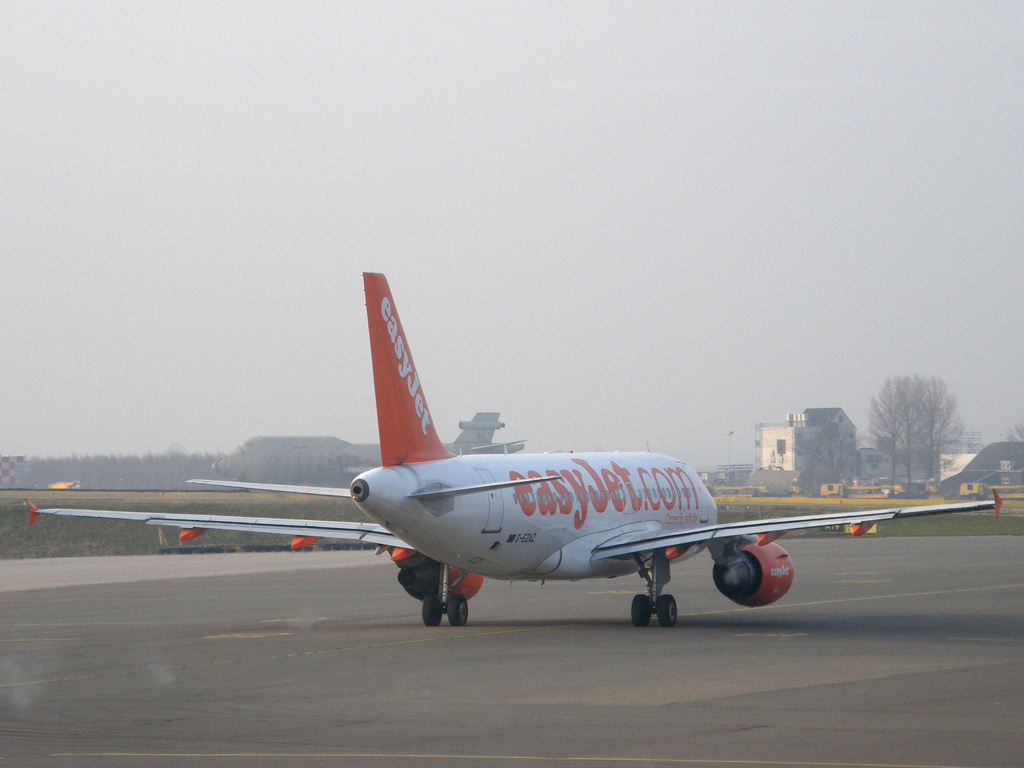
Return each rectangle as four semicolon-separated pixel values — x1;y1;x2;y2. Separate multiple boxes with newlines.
2;536;1023;768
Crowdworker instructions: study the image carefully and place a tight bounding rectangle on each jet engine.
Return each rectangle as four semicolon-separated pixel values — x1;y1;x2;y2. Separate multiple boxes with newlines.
394;551;482;602
712;542;794;607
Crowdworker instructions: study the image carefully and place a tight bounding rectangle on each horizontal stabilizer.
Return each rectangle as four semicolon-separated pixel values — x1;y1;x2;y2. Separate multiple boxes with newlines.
409;473;562;502
461;441;527;455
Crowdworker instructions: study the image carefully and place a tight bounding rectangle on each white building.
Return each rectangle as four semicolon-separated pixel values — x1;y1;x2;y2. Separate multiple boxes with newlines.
755;409;857;477
756;414;803;472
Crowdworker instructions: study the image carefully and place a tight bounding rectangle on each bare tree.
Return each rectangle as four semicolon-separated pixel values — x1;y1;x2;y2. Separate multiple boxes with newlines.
807;420;857;486
870;374;965;485
869;377;904;485
915;377;965;480
1008;420;1024;441
795;426;835;493
898;374;923;485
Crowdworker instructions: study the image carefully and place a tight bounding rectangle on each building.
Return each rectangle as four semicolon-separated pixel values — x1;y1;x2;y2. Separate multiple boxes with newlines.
856;447;886;480
755;408;857;474
213;413;524;487
939;442;1024;496
939;432;985;482
939;452;979;482
756;414;803;472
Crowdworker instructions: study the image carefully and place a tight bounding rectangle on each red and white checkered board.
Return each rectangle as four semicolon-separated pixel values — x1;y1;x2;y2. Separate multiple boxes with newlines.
0;456;25;487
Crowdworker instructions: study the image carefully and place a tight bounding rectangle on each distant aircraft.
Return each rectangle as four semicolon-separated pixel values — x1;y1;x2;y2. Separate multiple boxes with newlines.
213;415;524;486
26;273;1002;628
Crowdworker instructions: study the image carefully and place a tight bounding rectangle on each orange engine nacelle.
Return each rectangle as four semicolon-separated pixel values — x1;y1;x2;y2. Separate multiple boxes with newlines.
394;551;483;602
712;542;794;608
449;569;484;600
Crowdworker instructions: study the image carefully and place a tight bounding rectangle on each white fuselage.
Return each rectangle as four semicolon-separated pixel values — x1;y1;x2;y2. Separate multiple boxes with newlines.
353;452;717;580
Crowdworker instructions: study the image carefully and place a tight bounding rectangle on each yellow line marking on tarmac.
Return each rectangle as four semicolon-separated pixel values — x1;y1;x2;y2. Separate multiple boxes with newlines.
736;633;808;638
834;579;893;584
0;623;574;690
45;752;1004;767
259;618;331;624
586;590;636;595
204;632;293;639
835;572;882;576
950;637;1023;643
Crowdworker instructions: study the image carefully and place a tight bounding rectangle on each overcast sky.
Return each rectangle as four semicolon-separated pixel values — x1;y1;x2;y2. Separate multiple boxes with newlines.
3;3;1022;468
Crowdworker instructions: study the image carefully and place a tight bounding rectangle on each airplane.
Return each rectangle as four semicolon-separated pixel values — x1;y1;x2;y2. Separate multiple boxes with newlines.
25;273;1002;628
212;415;524;487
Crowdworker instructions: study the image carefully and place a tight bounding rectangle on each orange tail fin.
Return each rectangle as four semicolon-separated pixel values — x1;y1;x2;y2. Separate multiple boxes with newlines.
363;273;452;466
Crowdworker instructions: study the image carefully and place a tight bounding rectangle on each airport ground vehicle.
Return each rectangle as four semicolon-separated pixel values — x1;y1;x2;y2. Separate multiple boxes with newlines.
25;273;1002;627
961;483;988;499
710;486;768;498
964;484;1024;500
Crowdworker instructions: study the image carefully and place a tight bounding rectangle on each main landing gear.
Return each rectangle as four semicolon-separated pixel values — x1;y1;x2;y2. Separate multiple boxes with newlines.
631;551;676;627
421;563;469;627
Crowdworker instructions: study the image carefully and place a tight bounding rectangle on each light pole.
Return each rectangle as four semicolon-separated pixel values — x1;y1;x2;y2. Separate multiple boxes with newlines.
726;431;734;484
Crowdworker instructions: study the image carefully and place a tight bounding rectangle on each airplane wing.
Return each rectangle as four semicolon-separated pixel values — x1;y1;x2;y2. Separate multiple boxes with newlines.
22;474;558;549
590;495;1002;560
186;479;352;497
24;500;406;548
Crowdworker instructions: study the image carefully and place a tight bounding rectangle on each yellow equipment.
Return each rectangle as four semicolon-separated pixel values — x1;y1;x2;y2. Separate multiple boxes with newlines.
960;483;987;499
820;483;847;498
711;486;768;498
847;485;902;499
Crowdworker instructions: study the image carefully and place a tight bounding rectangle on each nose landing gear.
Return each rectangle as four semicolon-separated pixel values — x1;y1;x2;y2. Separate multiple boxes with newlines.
631;551;676;627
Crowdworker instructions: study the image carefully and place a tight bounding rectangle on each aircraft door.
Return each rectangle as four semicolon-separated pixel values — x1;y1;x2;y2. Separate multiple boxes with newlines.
697;470;710;524
684;466;710;524
476;468;505;533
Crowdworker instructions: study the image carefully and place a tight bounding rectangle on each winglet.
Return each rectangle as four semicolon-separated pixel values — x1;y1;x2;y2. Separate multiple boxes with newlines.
26;499;39;527
363;273;452;466
993;490;1002;518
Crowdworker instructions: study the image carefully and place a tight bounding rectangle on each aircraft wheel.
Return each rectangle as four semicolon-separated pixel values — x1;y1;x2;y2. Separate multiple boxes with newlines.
630;594;652;627
446;594;469;627
656;594;677;628
422;594;443;626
